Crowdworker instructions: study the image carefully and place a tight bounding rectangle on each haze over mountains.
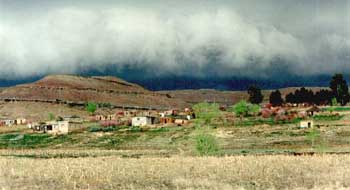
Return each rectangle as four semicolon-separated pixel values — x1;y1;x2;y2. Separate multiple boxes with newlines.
0;74;328;108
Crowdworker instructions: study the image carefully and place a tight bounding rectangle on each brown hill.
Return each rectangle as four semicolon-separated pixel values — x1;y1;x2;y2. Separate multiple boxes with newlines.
159;87;329;105
0;75;187;109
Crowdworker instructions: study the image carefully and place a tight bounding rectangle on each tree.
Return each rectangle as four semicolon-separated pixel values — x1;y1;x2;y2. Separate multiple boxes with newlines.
330;74;350;106
231;100;260;119
269;90;283;106
247;85;264;104
285;92;296;104
86;102;97;115
48;113;55;121
193;102;221;125
293;87;314;104
331;97;338;106
232;100;250;119
314;89;333;105
249;104;261;116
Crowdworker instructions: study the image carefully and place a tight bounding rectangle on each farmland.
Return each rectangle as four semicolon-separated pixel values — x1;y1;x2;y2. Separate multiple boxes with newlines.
2;112;350;189
1;152;350;190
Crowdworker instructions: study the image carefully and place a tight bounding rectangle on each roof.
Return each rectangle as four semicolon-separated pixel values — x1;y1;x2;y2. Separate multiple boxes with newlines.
307;106;321;112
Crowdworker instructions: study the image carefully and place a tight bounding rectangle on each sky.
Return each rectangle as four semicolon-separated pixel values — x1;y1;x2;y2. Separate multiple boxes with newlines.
0;0;350;89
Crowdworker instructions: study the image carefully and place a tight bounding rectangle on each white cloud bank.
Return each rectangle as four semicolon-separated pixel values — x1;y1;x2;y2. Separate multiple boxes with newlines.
0;0;349;79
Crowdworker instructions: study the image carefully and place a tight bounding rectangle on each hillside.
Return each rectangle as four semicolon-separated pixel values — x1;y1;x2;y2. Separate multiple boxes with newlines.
159;87;329;105
0;75;187;109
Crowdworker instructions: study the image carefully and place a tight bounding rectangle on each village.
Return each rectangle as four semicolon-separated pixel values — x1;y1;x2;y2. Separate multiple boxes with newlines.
0;100;338;136
0;107;197;135
0;74;349;157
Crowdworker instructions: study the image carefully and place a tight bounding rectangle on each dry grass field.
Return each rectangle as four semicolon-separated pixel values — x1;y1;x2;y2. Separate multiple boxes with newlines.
1;152;350;190
2;105;350;189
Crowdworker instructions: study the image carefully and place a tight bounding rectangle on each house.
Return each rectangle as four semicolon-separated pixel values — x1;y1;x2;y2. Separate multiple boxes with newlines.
30;121;69;135
95;115;107;121
174;119;189;125
164;109;178;116
131;116;157;127
300;120;314;129
16;118;27;125
159;117;175;124
46;121;69;135
3;119;15;126
106;114;116;120
306;106;321;116
184;108;192;113
124;110;137;117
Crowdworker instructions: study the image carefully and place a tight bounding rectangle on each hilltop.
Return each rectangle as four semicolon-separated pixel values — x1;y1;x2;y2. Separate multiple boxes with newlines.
0;75;187;109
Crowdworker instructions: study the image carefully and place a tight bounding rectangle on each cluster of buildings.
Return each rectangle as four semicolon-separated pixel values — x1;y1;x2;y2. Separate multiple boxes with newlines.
0;118;27;127
0;108;195;135
94;108;195;127
260;104;325;129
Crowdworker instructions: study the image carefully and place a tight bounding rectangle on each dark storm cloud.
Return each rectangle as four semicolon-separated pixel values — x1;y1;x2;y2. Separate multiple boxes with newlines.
0;0;349;79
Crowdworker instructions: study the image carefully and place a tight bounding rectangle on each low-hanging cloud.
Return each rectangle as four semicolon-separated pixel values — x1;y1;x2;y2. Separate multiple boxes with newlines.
0;0;349;79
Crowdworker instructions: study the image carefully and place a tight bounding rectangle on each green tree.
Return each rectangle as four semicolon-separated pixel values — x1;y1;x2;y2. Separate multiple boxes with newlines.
329;97;338;114
231;100;261;119
86;102;97;115
330;74;350;106
48;113;55;121
193;102;221;125
269;90;284;106
331;97;338;106
232;100;250;119
247;85;264;104
249;104;261;116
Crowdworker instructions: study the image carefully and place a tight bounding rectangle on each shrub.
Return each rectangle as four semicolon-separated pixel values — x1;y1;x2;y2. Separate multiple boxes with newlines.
88;126;102;132
129;126;141;133
193;102;222;125
195;134;219;156
86;102;97;115
230;100;260;119
88;125;119;132
48;113;55;121
313;114;343;121
149;127;169;133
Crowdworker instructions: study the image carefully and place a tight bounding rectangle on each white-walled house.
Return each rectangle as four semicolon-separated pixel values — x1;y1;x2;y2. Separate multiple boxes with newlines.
132;116;155;127
300;120;314;129
3;119;15;126
29;121;69;135
46;121;69;135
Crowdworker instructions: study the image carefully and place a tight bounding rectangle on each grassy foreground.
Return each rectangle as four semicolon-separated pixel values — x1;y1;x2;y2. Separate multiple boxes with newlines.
1;153;350;190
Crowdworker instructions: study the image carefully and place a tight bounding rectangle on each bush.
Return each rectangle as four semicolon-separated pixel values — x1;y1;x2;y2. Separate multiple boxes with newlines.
230;100;260;118
193;102;222;125
149;127;169;133
129;126;142;133
195;134;219;156
313;114;343;121
48;113;55;121
88;125;119;132
86;102;97;115
88;126;103;132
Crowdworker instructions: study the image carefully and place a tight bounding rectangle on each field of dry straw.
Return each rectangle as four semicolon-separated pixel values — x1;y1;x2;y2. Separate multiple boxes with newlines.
1;153;350;190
